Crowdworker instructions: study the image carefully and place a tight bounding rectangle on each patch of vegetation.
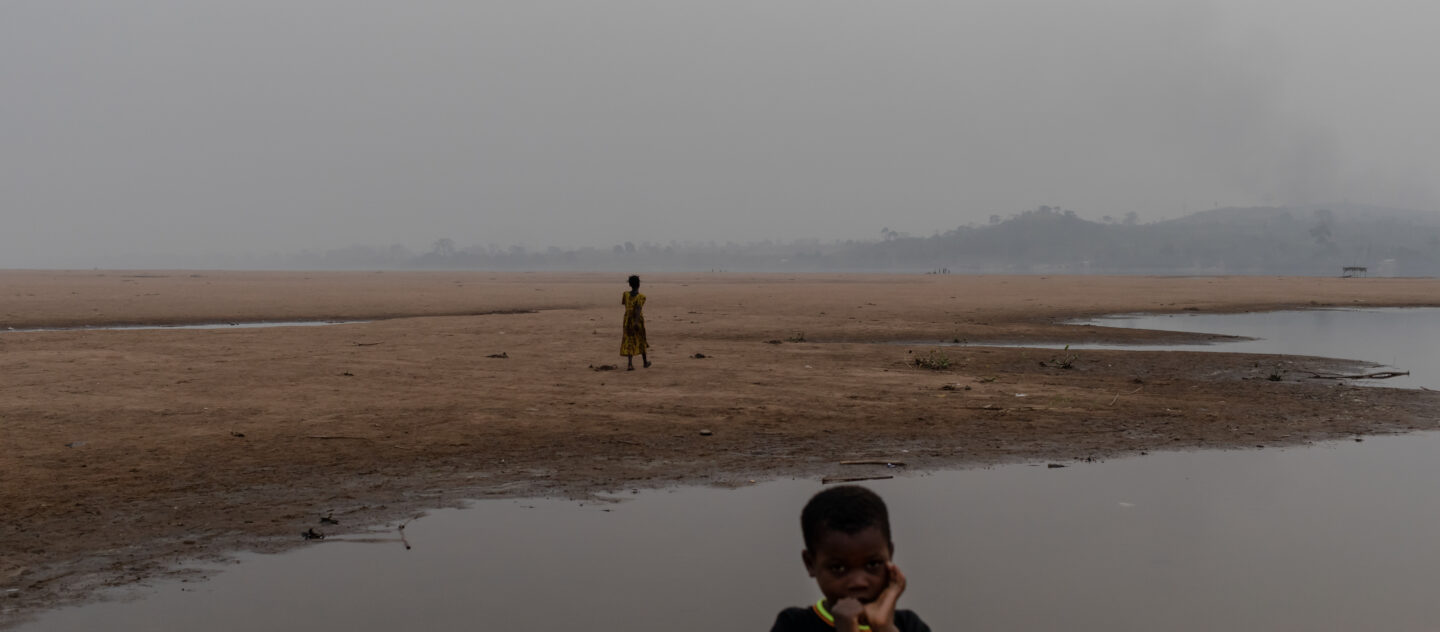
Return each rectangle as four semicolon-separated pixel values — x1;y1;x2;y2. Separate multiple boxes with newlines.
1042;345;1079;369
785;332;807;343
913;349;952;370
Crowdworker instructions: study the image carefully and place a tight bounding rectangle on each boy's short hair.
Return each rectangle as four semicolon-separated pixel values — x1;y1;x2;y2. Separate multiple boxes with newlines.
627;274;641;287
801;485;892;551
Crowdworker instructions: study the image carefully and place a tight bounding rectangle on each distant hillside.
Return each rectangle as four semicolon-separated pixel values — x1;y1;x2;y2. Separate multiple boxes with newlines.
828;204;1440;276
238;204;1440;276
1169;203;1440;226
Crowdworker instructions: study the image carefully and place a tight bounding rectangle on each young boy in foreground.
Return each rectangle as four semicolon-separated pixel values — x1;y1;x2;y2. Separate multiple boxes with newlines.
771;485;931;632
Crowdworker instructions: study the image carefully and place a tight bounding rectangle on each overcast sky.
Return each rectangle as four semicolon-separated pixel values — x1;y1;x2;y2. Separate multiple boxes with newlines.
3;1;1438;266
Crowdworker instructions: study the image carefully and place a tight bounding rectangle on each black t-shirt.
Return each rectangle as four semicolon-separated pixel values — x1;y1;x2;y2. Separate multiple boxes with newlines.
770;606;932;632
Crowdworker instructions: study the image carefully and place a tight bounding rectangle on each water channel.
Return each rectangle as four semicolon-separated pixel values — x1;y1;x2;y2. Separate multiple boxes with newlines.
4;320;363;333
16;309;1440;631
1059;307;1436;390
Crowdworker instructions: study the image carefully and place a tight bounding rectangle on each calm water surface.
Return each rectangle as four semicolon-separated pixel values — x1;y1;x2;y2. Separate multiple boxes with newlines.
1060;307;1440;390
4;320;362;333
17;308;1440;631
21;435;1440;631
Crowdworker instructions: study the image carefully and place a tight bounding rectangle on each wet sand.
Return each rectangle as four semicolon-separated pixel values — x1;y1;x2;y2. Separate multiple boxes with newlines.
4;271;1440;625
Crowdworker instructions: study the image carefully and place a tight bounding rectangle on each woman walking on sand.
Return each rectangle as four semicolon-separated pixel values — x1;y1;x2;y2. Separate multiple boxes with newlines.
621;275;650;370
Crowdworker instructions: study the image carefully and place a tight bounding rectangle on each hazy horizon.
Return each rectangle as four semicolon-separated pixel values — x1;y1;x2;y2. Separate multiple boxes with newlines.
6;1;1439;268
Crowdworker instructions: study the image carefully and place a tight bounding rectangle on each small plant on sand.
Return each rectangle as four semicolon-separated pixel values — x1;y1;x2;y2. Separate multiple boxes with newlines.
914;349;952;370
785;332;807;343
1044;345;1079;369
1267;366;1287;381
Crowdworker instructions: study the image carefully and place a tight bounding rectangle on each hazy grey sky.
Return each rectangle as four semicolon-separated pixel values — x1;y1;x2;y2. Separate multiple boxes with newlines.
4;1;1438;266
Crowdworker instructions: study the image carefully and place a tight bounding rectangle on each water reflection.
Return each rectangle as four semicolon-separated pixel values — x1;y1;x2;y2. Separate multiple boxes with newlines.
1055;308;1440;390
3;320;363;333
22;433;1440;631
18;308;1440;631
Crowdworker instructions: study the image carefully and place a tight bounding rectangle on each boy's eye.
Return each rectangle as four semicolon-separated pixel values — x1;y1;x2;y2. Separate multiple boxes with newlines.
828;564;846;574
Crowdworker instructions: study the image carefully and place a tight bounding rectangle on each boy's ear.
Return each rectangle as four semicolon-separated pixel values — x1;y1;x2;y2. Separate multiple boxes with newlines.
802;549;817;577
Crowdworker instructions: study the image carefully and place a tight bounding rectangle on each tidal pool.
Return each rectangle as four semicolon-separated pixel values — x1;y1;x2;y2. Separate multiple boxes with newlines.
15;308;1440;631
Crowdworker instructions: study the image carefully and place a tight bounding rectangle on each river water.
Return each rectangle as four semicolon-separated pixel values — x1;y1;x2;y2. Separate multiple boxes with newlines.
16;309;1440;631
1064;307;1437;390
4;320;362;333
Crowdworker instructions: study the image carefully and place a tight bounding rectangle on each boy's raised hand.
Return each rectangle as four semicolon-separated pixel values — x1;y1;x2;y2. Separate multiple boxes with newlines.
830;598;865;632
861;563;908;632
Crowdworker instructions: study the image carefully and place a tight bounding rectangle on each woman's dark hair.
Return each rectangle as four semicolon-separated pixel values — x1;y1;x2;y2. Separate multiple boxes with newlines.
628;275;641;289
801;485;892;551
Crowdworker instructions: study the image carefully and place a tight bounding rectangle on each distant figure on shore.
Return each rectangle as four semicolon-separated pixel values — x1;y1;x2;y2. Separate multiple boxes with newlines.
621;275;650;370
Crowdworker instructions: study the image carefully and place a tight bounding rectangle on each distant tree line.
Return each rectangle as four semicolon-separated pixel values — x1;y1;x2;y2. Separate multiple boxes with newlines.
269;204;1440;276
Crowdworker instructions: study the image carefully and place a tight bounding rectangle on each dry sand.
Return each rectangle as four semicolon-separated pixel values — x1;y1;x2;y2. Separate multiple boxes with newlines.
3;271;1440;624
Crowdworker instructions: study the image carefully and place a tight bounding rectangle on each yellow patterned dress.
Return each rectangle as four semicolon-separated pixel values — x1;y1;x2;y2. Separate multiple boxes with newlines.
621;291;648;356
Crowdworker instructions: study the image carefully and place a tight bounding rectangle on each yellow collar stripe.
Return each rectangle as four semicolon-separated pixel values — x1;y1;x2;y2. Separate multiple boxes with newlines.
812;598;872;631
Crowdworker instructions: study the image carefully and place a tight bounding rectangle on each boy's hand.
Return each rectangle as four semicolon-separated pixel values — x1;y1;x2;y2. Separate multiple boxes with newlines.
831;597;864;632
861;563;908;632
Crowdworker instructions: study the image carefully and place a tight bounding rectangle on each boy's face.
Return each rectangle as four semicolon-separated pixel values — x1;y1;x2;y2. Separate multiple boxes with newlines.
802;525;894;605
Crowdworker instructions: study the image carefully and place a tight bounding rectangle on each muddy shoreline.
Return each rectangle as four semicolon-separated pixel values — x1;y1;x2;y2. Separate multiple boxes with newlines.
4;272;1440;627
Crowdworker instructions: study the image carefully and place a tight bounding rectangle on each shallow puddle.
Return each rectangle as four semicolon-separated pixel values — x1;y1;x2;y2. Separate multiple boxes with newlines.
1019;307;1439;390
3;320;364;333
18;432;1440;631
